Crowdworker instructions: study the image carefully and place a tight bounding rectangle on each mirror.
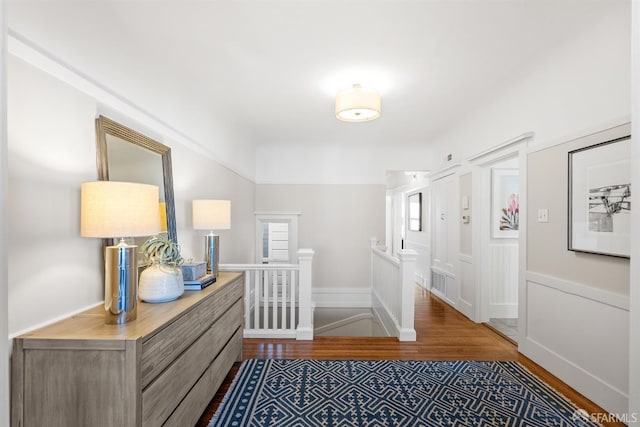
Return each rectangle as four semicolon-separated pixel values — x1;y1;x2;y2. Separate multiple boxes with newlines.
95;115;177;245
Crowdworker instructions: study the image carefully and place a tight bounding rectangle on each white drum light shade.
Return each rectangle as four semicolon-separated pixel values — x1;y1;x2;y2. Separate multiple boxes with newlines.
335;84;381;122
192;200;231;230
81;181;160;238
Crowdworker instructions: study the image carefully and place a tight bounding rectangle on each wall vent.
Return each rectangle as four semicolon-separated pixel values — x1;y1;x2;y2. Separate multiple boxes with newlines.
431;270;446;294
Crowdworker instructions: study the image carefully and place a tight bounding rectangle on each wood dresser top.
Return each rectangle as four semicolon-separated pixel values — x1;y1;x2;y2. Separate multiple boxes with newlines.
15;271;243;341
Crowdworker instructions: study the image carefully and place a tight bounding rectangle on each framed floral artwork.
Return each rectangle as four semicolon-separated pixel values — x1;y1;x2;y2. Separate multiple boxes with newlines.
568;135;631;258
492;168;519;239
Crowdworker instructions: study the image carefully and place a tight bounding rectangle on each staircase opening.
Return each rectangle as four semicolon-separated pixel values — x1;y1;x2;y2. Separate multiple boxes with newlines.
314;308;389;337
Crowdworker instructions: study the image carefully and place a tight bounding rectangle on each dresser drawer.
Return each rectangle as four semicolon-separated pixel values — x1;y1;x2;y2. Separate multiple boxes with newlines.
141;275;243;386
142;300;243;426
162;329;242;427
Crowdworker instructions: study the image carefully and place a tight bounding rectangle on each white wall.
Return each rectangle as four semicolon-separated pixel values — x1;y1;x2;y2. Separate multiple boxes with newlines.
429;2;630;170
255;184;385;307
630;0;640;419
7;54;255;336
256;142;434;185
0;0;9;425
169;141;255;266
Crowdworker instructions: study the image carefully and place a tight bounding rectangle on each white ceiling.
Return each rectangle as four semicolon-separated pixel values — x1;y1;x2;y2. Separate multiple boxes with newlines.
7;0;617;152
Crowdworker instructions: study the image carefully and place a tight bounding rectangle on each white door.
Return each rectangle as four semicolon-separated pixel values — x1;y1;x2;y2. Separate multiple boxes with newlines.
430;174;459;307
255;213;299;264
267;223;290;262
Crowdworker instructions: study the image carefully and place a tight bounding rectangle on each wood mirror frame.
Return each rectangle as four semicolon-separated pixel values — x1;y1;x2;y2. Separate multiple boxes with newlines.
95;115;178;244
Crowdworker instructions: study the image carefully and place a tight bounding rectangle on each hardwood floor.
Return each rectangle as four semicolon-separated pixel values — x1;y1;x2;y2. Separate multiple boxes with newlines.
196;286;625;427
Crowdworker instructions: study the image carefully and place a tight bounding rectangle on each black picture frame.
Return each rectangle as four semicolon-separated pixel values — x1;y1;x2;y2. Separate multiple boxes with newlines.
568;135;631;258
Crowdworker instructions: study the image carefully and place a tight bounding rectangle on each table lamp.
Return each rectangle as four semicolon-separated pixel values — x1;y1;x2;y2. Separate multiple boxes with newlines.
81;181;160;324
192;199;231;279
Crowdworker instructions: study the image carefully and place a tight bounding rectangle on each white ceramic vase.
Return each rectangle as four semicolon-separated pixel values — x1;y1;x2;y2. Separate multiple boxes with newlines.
138;261;184;303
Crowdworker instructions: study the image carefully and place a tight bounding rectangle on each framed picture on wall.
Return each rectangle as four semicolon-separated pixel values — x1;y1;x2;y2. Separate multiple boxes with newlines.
491;168;519;238
408;192;422;231
568;135;631;258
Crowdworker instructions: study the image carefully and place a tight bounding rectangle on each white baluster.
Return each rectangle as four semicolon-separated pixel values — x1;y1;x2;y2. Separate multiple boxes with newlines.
272;270;278;329
254;270;260;329
263;270;269;329
244;271;251;331
281;270;288;330
290;269;297;333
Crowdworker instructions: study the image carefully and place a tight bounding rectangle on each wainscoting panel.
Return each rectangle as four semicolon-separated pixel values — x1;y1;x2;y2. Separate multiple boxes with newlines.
521;271;629;415
313;287;372;308
488;243;518;318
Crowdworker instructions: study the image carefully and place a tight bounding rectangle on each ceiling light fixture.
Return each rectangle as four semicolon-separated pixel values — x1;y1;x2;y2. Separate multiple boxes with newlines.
335;84;381;122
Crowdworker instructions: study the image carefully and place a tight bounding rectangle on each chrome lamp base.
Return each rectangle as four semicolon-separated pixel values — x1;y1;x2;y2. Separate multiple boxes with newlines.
104;241;138;324
205;233;220;278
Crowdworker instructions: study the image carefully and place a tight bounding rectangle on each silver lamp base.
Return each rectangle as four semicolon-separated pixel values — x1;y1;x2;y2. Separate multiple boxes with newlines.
104;242;138;324
205;233;220;279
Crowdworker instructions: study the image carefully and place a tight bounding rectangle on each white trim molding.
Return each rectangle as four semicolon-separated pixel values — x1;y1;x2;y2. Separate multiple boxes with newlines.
467;132;534;163
526;271;629;310
255;212;300;264
429;162;462;182
0;5;9;425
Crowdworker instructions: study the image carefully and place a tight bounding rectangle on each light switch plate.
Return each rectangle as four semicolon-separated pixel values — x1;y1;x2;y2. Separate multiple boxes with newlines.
537;209;549;223
462;195;469;210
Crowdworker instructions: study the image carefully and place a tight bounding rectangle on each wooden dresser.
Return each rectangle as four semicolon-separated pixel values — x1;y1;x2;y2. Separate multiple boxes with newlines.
11;271;244;427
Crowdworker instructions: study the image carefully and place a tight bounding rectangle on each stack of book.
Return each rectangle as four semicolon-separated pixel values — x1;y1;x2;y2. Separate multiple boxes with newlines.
183;273;216;291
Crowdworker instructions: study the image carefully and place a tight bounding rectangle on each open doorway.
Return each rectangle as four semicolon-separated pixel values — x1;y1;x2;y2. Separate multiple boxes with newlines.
482;156;520;342
386;171;430;289
255;213;299;264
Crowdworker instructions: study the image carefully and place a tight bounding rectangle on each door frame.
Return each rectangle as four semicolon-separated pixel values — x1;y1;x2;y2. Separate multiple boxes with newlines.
467;134;531;341
255;212;300;264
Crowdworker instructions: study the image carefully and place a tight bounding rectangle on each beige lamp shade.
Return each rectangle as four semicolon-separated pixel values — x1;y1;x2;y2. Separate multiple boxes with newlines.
335;84;381;122
81;181;161;238
192;199;231;230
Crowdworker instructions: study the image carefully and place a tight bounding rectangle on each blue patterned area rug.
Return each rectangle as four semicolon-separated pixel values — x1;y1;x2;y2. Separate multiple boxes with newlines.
210;359;600;426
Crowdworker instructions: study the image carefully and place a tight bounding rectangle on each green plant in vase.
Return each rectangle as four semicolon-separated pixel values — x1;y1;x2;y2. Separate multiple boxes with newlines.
139;235;185;303
140;235;184;267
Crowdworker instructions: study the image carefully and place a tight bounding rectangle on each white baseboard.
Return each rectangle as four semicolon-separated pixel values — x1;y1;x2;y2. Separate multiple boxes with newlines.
313;287;372;308
522;272;629;415
457;298;474;320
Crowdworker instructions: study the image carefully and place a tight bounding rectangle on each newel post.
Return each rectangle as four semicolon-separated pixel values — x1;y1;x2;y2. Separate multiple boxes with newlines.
296;249;315;340
397;249;418;341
